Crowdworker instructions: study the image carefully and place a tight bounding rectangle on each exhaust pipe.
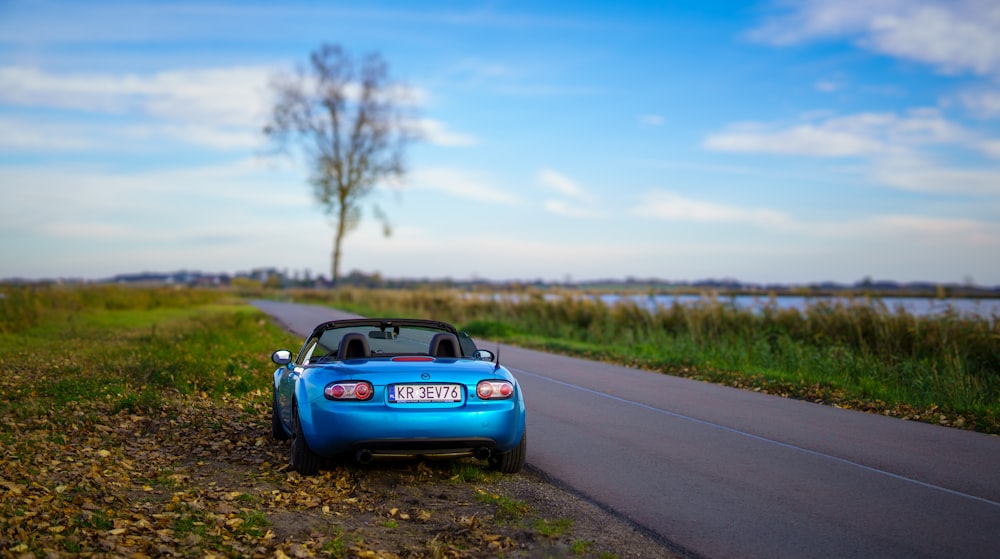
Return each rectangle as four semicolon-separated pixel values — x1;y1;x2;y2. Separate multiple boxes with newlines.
475;447;492;460
356;449;373;464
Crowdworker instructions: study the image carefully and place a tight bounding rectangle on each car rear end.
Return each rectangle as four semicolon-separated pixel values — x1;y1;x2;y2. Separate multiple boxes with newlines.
296;357;526;463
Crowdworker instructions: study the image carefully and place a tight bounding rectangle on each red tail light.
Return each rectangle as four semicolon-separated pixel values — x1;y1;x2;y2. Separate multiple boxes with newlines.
476;380;514;400
325;381;374;401
354;382;372;400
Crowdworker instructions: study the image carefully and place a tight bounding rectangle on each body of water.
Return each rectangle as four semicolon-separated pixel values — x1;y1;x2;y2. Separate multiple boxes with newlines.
597;293;1000;319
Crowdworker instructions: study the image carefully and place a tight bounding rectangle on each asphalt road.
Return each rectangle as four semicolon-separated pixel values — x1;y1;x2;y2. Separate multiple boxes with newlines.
252;300;1000;559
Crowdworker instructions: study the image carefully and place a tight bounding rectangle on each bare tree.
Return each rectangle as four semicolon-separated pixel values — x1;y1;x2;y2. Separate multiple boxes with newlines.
264;43;416;285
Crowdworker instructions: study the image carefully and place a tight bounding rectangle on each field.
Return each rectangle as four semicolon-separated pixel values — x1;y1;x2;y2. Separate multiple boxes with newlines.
0;285;672;558
285;286;1000;435
4;283;997;557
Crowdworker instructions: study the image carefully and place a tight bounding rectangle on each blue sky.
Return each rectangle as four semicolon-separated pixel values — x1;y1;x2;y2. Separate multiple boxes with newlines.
2;0;999;285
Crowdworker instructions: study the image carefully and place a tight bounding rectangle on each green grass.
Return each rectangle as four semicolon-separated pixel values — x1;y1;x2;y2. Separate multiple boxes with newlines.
321;529;348;558
476;491;530;523
5;293;267;392
0;284;231;333
281;286;1000;434
534;518;573;537
449;461;502;483
0;285;298;426
75;511;114;531
237;510;270;538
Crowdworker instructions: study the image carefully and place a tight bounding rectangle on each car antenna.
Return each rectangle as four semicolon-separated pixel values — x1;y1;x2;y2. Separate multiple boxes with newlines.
495;343;501;370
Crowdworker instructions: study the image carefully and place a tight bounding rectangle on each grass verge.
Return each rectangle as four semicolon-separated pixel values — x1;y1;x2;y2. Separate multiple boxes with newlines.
0;285;655;558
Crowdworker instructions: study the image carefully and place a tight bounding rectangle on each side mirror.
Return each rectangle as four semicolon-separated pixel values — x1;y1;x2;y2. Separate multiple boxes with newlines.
473;349;495;362
272;350;292;365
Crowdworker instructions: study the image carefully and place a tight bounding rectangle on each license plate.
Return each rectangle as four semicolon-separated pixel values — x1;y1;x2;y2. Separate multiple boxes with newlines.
389;384;463;403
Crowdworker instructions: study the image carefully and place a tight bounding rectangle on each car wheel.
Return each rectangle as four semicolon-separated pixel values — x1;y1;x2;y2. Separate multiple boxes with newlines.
289;399;321;475
271;391;290;441
489;428;526;474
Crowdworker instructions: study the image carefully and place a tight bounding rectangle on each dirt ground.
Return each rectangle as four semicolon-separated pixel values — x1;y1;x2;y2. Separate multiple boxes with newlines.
2;391;684;558
258;456;684;559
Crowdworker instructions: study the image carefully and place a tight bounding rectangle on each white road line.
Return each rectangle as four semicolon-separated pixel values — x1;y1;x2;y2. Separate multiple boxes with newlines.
514;367;1000;509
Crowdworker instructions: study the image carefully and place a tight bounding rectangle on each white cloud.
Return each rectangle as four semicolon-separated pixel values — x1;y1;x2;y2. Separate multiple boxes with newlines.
446;58;521;83
814;80;842;92
160;124;262;149
542;200;603;219
629;190;1000;251
536;169;606;218
954;88;1000;119
339;220;657;282
872;160;1000;195
866;214;1000;242
0;65;272;125
704;121;888;157
639;114;665;127
415;118;479;146
978;140;1000;159
0;113;262;152
823;214;1000;251
38;222;136;240
0;65;443;151
0;159;307;234
748;0;890;44
705;109;971;158
538;169;587;198
0;157;334;280
0;116;104;150
0;65;274;152
705;110;1000;195
749;0;1000;78
863;2;1000;77
408;167;520;204
631;190;796;228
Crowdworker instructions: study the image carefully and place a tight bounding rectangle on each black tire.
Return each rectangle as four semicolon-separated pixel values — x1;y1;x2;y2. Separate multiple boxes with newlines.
271;391;290;441
289;400;322;475
489;428;526;474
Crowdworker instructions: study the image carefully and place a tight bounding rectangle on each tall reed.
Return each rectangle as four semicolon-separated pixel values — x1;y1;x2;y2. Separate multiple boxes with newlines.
294;287;999;432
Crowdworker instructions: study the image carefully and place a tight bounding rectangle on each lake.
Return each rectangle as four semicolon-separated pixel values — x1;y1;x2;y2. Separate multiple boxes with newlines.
596;293;1000;319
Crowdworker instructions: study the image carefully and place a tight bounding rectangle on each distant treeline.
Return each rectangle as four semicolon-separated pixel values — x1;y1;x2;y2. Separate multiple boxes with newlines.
4;268;999;298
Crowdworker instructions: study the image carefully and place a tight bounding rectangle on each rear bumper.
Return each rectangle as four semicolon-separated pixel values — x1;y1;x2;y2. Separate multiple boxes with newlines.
300;398;526;457
353;437;498;462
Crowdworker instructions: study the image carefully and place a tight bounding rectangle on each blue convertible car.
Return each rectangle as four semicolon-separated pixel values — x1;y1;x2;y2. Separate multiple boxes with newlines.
270;318;527;475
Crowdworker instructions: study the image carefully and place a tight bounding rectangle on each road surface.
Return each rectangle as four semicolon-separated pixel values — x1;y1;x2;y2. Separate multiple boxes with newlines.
252;300;1000;558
